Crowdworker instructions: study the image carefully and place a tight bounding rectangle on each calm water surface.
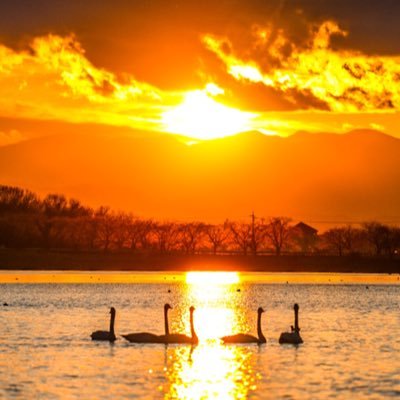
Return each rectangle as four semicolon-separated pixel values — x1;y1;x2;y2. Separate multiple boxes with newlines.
0;272;399;399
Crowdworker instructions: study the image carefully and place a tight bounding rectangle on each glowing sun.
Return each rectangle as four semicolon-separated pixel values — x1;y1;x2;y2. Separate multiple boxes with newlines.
162;86;253;140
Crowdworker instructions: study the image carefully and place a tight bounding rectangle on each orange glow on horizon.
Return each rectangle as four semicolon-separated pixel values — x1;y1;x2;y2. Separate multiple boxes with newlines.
186;272;240;285
1;271;398;285
0;30;400;144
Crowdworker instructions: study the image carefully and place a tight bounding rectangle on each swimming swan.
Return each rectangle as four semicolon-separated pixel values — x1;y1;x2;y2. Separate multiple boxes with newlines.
279;303;303;345
221;307;266;344
91;307;117;342
122;303;172;343
158;306;198;344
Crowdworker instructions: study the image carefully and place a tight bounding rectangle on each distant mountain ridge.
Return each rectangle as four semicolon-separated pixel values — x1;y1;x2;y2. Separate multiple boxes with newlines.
0;127;399;226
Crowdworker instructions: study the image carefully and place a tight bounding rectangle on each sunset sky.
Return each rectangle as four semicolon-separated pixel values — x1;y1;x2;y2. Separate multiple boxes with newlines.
0;1;400;224
1;0;400;144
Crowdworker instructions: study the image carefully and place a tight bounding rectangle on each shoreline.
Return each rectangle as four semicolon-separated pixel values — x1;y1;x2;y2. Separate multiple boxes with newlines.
0;248;399;273
1;270;399;284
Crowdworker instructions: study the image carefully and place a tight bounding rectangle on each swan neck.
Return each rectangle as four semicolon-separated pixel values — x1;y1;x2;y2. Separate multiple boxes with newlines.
294;308;299;332
190;311;197;341
257;312;265;342
110;312;115;335
164;307;170;335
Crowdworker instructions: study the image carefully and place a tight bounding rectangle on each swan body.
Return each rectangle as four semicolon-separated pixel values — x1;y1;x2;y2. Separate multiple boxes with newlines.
279;303;303;345
278;330;303;344
122;332;161;343
158;306;198;344
222;307;266;344
160;333;193;344
123;304;172;343
91;307;117;342
222;333;260;343
91;330;116;341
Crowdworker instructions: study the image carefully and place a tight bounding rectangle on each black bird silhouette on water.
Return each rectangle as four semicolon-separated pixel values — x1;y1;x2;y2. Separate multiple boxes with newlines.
122;303;172;343
121;304;198;345
91;303;307;346
221;307;266;344
158;306;199;344
91;307;116;342
279;304;303;345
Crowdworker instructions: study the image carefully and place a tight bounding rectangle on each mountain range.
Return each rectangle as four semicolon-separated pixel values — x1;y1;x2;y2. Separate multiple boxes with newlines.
0;123;399;228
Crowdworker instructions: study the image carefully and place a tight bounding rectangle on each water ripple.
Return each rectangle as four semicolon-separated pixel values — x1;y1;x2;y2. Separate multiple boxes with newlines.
0;280;399;399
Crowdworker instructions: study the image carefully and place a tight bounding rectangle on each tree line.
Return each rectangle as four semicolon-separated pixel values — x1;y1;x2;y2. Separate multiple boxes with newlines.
0;185;399;257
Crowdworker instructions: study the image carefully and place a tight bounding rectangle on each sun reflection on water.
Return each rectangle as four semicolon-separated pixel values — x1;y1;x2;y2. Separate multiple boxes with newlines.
161;272;259;399
185;272;242;340
164;344;259;399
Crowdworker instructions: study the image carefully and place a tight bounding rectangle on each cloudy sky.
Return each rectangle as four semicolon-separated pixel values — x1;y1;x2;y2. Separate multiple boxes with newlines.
1;0;400;143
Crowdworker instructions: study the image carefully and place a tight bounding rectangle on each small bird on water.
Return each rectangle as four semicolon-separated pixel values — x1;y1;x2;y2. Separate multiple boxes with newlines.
279;304;303;345
91;307;117;342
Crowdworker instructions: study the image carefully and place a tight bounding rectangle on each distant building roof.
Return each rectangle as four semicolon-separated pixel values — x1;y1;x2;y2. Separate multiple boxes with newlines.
294;222;318;235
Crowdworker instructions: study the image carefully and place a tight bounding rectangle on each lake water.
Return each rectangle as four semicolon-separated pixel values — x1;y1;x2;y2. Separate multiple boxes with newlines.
1;271;400;399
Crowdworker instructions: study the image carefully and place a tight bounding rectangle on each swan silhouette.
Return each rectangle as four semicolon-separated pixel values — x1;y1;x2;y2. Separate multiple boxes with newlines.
279;303;303;345
158;306;198;344
91;307;117;342
122;303;172;343
221;307;266;344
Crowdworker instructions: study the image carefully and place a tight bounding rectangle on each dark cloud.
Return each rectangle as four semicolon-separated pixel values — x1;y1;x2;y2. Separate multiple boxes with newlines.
1;1;399;81
214;77;330;112
222;81;301;112
0;0;399;114
287;0;400;54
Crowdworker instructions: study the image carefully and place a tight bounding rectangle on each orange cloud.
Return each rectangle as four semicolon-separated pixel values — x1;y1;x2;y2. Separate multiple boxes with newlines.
0;34;259;141
1;30;400;141
0;34;181;131
203;21;400;112
0;129;24;146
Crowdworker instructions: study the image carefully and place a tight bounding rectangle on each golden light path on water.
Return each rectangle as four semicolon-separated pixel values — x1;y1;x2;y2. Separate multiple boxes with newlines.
164;344;258;399
164;271;257;399
185;272;240;340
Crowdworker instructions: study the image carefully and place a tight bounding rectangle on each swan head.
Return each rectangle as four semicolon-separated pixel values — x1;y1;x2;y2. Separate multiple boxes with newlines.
110;307;116;315
258;307;265;314
164;303;172;310
294;303;299;312
189;306;195;313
